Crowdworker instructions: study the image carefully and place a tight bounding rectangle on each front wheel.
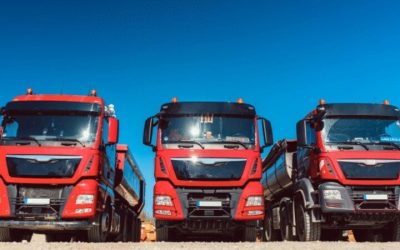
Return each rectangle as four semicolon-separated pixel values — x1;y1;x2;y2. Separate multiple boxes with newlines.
0;229;32;242
295;202;320;241
46;233;73;242
353;229;381;242
263;209;281;241
156;220;172;242
320;229;345;241
242;221;257;242
87;210;110;242
384;217;400;242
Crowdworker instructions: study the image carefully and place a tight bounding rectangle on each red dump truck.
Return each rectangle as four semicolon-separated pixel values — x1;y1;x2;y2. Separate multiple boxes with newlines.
262;100;400;242
0;89;145;242
143;99;273;241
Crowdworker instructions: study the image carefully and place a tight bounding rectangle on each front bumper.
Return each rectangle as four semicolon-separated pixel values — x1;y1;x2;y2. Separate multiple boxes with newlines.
153;181;264;221
0;220;93;231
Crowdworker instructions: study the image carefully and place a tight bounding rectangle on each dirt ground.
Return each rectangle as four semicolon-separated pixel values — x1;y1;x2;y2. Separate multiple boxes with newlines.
0;234;398;250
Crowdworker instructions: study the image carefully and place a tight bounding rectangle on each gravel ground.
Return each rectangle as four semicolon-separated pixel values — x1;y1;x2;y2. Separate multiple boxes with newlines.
0;235;398;250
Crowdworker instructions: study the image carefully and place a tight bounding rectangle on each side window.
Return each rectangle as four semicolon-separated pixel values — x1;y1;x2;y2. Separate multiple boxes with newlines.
3;120;18;137
306;122;316;145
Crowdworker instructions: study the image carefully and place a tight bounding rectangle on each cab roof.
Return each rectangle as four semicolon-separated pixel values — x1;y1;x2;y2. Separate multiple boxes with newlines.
12;94;104;106
306;103;400;119
159;102;256;117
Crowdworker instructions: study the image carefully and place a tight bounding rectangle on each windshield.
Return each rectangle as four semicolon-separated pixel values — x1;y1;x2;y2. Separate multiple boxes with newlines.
1;112;99;147
322;117;400;147
160;115;255;148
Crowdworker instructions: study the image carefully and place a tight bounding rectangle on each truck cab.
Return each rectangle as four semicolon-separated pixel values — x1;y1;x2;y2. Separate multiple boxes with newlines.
298;101;400;240
0;90;144;242
263;101;400;242
144;99;273;241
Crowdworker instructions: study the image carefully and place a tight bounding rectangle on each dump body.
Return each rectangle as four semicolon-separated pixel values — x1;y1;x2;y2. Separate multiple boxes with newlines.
144;101;273;241
262;140;296;200
0;92;144;242
116;144;145;212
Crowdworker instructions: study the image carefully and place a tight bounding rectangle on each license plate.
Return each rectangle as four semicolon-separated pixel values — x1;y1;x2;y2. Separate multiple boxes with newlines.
24;198;50;205
196;201;222;207
364;194;388;200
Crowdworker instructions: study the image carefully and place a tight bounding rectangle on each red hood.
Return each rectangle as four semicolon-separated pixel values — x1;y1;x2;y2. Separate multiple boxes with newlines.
0;145;99;185
156;148;262;188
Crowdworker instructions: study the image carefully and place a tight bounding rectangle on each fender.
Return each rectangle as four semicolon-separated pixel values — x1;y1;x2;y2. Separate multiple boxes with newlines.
99;182;115;211
294;178;317;209
293;178;321;224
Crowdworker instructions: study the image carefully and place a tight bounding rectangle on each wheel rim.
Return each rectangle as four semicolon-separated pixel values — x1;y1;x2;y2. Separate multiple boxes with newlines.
264;214;273;241
280;207;288;240
100;212;110;240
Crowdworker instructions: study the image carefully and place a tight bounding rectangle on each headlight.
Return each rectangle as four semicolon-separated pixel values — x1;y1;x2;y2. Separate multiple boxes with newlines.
245;196;263;207
76;194;94;204
323;190;342;200
155;195;173;206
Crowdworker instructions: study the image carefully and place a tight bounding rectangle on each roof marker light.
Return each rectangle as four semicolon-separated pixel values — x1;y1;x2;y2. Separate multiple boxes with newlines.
172;97;178;103
90;89;97;96
384;100;390;105
319;99;326;105
237;98;244;104
26;88;33;95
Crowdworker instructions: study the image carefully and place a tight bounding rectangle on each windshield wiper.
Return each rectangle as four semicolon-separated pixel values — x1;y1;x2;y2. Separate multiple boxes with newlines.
48;137;86;147
329;141;369;151
209;140;248;149
371;142;400;150
2;136;42;146
174;140;205;149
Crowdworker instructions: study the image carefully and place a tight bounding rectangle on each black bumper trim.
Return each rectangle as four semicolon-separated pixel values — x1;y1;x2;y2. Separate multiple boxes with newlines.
0;220;93;231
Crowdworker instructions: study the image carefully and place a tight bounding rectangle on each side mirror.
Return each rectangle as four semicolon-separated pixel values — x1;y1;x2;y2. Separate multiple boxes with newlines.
296;120;308;146
107;117;119;145
143;117;154;147
260;118;273;150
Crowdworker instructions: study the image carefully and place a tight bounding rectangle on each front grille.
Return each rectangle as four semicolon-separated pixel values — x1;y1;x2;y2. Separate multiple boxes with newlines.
6;155;81;178
171;158;246;180
8;185;72;220
338;160;400;180
188;193;231;218
176;188;242;219
346;186;398;211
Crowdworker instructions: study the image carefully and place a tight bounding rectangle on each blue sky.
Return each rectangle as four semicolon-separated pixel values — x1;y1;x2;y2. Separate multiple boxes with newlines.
1;0;400;214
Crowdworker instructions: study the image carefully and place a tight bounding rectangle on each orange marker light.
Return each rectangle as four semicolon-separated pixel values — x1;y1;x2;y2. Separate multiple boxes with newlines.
26;88;33;95
237;98;244;104
384;99;390;105
319;99;326;105
172;97;178;103
90;89;97;96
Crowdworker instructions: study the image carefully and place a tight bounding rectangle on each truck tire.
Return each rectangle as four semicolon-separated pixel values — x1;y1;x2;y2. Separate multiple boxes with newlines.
135;218;142;242
280;205;294;241
156;220;170;242
45;233;72;242
263;210;281;241
242;221;257;242
87;210;110;242
353;229;379;242
320;229;344;241
384;218;400;242
295;202;320;241
0;229;32;242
